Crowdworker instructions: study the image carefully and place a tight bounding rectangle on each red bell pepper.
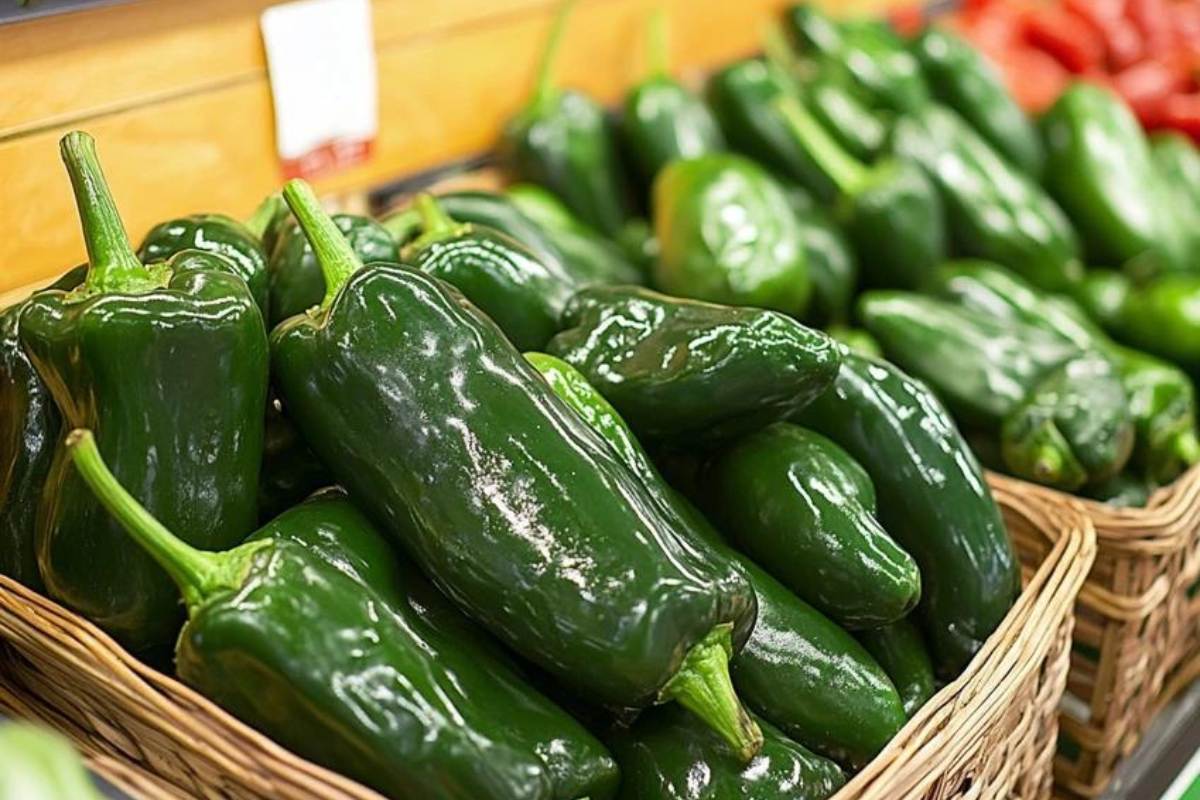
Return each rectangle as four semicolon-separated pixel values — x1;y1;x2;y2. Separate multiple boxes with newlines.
1023;5;1106;73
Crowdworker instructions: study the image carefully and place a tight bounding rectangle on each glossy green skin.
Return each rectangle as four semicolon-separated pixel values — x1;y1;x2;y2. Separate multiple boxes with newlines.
271;263;756;709
856;619;936;719
890;104;1082;292
707;59;838;203
407;224;569;351
20;252;268;653
504;185;645;286
548;285;839;444
792;352;1019;677
702;423;921;630
0;266;86;590
912;28;1043;177
139;213;270;312
1152;132;1200;266
257;396;331;523
793;202;858;325
0;723;103;800
502;89;634;237
266;215;397;326
179;494;619;800
622;75;726;189
1109;275;1200;370
805;76;889;162
1042;85;1189;278
528;353;905;767
607;707;844;800
1074;270;1132;332
652;154;811;315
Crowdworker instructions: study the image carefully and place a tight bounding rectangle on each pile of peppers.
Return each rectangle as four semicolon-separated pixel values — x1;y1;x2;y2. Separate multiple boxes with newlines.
1;2;1197;799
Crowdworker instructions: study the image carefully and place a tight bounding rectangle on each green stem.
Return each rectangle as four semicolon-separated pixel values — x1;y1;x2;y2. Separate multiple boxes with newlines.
772;93;869;198
659;625;763;763
65;429;270;613
1173;429;1200;467
647;8;669;78
532;0;577;110
281;179;363;310
380;207;422;247
244;193;285;241
762;21;800;78
408;193;471;252
59;131;146;295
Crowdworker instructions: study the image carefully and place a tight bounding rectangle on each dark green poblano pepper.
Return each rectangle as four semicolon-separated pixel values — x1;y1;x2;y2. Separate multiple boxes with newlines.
548;285;840;445
19;132;267;654
66;431;620;800
855;619;936;719
607;707;845;800
257;394;332;523
0;723;102;800
911;27;1043;177
266;212;397;327
500;1;633;236
0;265;86;590
1042;84;1190;279
139;193;283;314
797;207;858;326
890;104;1082;292
622;10;725;192
271;179;763;760
525;353;906;769
1151;132;1200;267
652;153;811;315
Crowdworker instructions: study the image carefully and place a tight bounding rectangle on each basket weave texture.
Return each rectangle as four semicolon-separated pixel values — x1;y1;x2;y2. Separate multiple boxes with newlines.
0;485;1092;800
991;467;1200;798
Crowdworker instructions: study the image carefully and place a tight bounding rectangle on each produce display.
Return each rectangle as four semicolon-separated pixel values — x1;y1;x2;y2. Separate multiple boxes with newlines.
1;2;1198;798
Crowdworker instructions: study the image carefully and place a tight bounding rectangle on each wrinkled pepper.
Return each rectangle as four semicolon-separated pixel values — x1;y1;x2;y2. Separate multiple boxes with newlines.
792;352;1020;677
548;285;839;444
501;1;633;236
890;104;1083;292
19;132;267;653
270;180;762;760
856;619;936;718
652;153;811;315
0;723;102;800
66;431;620;800
526;353;906;769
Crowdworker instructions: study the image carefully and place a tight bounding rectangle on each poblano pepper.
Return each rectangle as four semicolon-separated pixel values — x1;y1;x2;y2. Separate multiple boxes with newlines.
652;153;811;315
1042;84;1190;279
0;723;102;800
271;180;762;760
257;395;331;523
804;72;889;162
0;265;86;590
793;198;859;325
138;193;282;314
1151;132;1200;266
526;353;906;768
19;132;267;653
1086;473;1152;508
607;707;845;800
792;351;1020;677
890;104;1082;291
1088;273;1200;372
500;1;633;236
266;212;397;327
856;619;936;718
547;285;840;444
911;27;1043;177
66;431;620;800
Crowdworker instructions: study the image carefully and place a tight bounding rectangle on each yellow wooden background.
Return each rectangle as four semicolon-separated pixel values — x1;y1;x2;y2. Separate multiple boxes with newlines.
0;0;894;298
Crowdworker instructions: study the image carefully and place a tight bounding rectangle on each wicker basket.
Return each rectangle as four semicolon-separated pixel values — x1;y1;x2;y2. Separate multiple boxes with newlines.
989;467;1200;798
0;485;1091;800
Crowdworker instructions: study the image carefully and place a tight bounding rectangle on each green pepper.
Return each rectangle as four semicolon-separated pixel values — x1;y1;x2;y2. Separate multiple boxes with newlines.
804;72;889;162
825;324;881;358
271;179;763;759
1151;132;1200;267
0;265;86;590
701;423;921;630
890;104;1082;292
607;707;845;800
792;351;1020;677
855;619;936;718
1098;274;1200;371
66;431;620;800
526;353;906;768
911;27;1043;177
652;153;810;314
139;193;282;314
1085;473;1152;508
0;723;102;800
1042;84;1190;279
18;132;267;654
622;10;725;192
257;394;331;523
500;1;633;236
780;181;859;325
548;285;839;444
265;213;396;327
504;184;645;285
1074;269;1132;332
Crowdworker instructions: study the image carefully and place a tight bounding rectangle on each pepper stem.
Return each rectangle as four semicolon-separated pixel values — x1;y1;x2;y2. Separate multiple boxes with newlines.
762;21;800;78
646;9;669;78
281;179;363;310
65;429;270;614
1173;429;1200;467
380;207;422;247
659;624;763;763
244;193;285;241
407;194;471;252
772;93;869;198
59;132;147;295
532;0;577;110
